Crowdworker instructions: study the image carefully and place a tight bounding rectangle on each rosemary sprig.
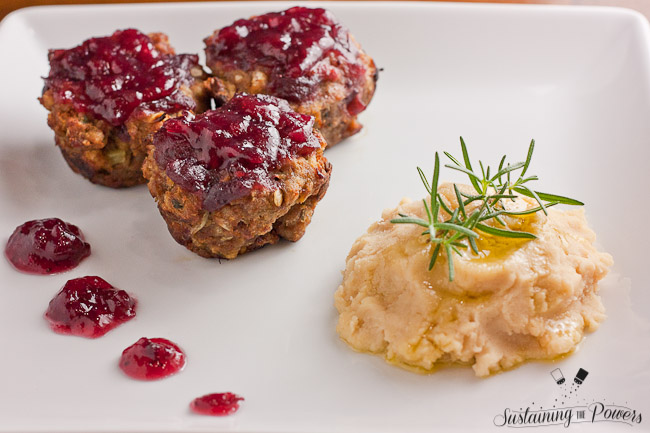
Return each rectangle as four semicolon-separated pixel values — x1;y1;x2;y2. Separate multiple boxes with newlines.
390;137;582;281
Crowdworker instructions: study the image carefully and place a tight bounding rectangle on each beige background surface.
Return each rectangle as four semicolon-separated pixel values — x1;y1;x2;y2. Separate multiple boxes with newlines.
2;0;650;22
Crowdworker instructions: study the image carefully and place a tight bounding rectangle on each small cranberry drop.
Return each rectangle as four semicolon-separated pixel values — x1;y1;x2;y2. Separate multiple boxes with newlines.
119;337;186;380
5;218;91;274
45;276;136;338
190;392;244;416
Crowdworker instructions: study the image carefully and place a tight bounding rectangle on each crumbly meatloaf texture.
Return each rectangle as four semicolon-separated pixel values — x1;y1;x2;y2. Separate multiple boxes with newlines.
205;42;377;147
39;33;210;188
142;137;332;259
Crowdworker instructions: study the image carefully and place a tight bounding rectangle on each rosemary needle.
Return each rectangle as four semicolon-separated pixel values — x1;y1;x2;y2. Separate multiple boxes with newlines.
390;137;582;281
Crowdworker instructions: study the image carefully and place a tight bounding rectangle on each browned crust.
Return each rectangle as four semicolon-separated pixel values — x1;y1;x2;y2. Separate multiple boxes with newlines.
204;36;377;147
147;32;175;55
39;32;211;188
142;132;331;259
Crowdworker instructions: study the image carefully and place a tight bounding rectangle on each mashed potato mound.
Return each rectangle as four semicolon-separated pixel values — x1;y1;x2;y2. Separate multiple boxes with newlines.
334;183;613;376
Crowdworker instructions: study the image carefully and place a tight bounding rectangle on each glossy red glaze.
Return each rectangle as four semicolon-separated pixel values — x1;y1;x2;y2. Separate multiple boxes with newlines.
190;392;244;416
119;337;186;380
152;93;321;211
44;29;200;126
346;93;367;116
5;218;90;274
45;276;136;338
205;7;366;104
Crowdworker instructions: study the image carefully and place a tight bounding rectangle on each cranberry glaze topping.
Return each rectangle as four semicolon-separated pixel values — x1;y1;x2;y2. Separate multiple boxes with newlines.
45;276;136;338
5;218;90;274
152;93;322;211
190;393;245;416
119;337;186;380
44;29;200;126
204;7;367;104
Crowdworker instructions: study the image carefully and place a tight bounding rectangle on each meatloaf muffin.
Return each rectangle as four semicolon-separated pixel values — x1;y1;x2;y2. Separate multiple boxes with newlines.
203;7;377;147
142;93;332;259
40;29;210;187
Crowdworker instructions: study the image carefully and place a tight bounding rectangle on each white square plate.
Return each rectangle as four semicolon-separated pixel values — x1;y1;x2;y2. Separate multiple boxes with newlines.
0;2;649;432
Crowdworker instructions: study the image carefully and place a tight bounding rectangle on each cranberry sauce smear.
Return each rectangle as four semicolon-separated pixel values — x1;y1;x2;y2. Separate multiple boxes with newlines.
44;29;199;126
119;337;186;380
5;218;90;274
45;276;136;338
190;393;245;416
153;93;322;211
204;7;366;103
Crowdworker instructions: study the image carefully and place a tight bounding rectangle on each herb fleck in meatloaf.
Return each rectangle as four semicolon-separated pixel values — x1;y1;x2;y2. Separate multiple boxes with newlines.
142;93;332;259
204;7;377;147
40;29;210;187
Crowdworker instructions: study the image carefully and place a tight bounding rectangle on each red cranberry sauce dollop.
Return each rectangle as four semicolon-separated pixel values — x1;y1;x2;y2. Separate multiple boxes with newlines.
44;29;200;126
190;393;245;416
204;7;367;104
5;218;90;274
119;337;186;380
45;276;136;338
152;93;322;211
